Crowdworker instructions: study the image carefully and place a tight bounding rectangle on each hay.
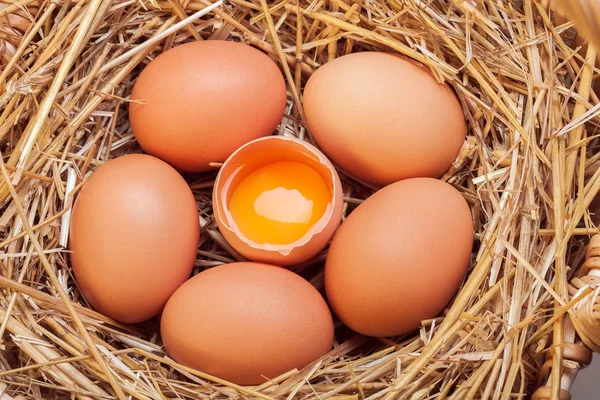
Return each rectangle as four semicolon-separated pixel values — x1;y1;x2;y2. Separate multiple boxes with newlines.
0;0;599;399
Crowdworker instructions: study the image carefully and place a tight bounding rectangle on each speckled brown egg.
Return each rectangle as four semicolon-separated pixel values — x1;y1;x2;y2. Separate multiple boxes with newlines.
303;52;466;187
69;155;199;323
129;40;287;172
324;178;473;337
161;262;334;385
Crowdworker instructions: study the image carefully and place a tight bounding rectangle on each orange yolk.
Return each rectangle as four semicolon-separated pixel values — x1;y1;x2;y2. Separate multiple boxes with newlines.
228;161;331;245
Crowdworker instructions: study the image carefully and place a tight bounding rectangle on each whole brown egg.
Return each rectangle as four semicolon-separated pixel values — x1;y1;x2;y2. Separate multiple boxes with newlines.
161;262;334;385
303;52;466;187
325;178;473;337
69;155;199;323
129;40;287;172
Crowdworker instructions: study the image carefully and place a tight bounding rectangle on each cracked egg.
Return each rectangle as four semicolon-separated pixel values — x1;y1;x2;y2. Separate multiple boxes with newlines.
213;136;343;266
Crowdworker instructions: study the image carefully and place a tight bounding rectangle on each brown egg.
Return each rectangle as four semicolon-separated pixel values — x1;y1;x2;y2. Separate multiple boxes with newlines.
1;8;38;28
324;178;473;337
213;136;343;266
303;52;466;187
1;11;34;33
161;262;334;385
69;155;199;323
129;40;287;172
0;7;38;57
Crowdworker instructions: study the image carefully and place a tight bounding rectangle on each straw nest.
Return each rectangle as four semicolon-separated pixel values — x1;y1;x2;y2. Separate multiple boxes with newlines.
0;0;599;399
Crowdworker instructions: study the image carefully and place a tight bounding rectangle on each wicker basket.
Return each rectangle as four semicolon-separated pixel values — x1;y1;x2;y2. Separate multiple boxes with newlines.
0;0;599;399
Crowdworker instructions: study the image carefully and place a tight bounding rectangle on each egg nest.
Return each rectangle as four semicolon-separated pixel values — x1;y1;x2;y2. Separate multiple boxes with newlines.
0;1;599;399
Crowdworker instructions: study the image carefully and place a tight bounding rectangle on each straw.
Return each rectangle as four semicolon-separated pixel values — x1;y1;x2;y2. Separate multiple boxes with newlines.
0;0;599;398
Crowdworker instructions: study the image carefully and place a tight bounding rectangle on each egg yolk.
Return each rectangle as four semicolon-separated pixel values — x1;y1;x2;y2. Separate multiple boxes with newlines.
228;161;331;245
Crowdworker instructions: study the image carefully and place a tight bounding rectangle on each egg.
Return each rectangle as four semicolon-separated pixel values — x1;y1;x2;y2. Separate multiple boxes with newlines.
213;136;343;266
303;52;466;187
324;178;473;337
69;155;199;323
1;8;38;33
129;40;287;172
160;262;334;385
0;7;38;59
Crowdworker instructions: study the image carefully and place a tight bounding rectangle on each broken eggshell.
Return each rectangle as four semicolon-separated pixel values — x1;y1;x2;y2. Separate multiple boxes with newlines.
213;136;343;267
